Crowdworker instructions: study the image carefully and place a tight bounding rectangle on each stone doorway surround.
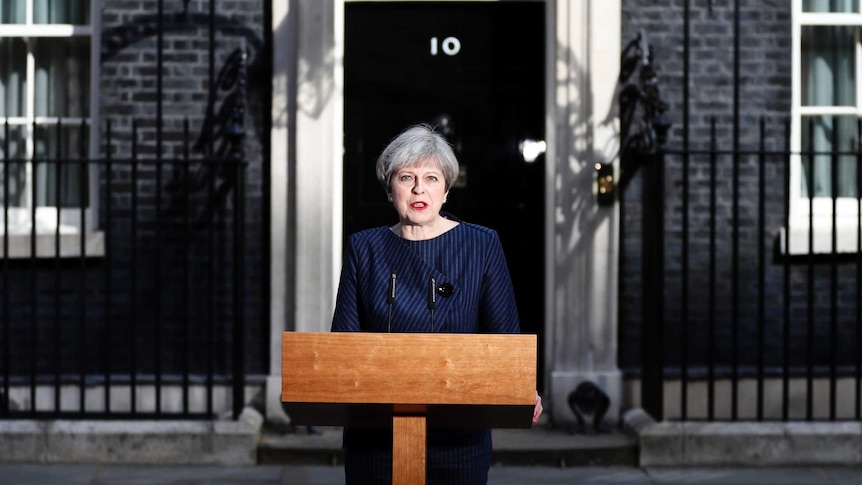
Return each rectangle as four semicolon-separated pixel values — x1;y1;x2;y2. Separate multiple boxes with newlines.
267;0;622;427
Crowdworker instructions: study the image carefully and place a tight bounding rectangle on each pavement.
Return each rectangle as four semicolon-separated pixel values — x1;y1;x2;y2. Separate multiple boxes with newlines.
5;423;862;484
3;464;862;484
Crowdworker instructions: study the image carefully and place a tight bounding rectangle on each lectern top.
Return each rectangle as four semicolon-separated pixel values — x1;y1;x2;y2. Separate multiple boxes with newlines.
282;332;536;410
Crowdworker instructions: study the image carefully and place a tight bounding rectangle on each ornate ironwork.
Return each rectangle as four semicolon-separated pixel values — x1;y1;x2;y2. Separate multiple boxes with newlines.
101;6;261;223
619;30;671;159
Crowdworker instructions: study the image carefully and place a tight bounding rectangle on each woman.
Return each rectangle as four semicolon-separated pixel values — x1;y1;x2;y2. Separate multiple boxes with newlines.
331;124;542;484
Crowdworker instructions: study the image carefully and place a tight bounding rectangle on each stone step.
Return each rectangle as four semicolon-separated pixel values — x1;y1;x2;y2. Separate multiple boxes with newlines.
257;425;638;467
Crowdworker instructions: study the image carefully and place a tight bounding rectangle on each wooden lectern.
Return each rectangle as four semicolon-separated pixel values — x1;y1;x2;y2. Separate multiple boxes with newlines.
282;332;537;484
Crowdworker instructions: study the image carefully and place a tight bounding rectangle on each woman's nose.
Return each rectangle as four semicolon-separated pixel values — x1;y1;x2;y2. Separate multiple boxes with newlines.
412;180;424;193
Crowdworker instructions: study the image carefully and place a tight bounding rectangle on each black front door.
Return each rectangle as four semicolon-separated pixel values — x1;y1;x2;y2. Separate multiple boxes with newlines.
344;1;546;389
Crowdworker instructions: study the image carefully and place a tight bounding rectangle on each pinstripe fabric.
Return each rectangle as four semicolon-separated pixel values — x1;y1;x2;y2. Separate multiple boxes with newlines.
343;429;492;485
332;221;520;334
331;219;520;485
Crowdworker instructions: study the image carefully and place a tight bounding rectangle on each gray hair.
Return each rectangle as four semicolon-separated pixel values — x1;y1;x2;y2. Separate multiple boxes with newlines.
375;124;460;192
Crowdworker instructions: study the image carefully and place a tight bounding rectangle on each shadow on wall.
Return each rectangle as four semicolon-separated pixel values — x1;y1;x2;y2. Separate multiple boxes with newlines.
551;33;621;370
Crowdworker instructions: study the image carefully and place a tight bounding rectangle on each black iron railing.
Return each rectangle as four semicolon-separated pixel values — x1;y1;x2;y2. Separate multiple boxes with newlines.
637;123;862;423
622;0;862;422
0;119;247;420
0;0;270;421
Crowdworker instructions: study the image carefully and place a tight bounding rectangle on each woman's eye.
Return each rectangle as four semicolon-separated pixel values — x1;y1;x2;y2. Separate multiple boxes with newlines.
427;175;438;182
399;174;413;182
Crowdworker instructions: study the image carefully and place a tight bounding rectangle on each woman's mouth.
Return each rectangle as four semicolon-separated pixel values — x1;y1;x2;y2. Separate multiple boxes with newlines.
410;202;428;210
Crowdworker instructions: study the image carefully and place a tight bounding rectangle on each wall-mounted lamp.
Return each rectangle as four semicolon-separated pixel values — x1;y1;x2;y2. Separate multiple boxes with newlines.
596;162;614;206
519;138;546;163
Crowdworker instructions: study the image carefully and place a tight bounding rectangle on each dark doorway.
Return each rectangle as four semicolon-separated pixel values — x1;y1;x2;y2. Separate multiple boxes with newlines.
344;1;546;389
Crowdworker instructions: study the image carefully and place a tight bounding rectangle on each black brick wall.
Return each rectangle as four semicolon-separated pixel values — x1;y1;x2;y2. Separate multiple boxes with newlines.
3;1;270;380
98;0;269;377
620;1;861;375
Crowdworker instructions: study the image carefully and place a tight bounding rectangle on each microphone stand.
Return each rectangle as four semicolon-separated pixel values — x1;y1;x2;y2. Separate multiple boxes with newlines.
428;275;437;332
387;272;396;333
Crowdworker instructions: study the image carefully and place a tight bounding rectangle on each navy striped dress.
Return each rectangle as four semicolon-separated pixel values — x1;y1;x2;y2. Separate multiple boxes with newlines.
331;218;521;485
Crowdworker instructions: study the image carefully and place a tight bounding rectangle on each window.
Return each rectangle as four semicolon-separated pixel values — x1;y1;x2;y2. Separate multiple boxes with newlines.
789;0;862;253
0;0;101;257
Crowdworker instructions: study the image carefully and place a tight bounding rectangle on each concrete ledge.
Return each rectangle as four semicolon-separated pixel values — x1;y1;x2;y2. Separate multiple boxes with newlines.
258;424;639;467
623;408;862;466
0;407;263;466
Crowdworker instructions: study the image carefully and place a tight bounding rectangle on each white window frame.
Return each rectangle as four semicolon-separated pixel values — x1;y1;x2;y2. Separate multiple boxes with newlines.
0;0;103;258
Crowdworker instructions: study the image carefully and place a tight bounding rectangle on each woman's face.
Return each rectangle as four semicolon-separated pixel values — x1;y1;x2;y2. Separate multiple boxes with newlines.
388;159;449;227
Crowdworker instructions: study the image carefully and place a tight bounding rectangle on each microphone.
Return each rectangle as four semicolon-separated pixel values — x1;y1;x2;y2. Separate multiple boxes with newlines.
437;282;454;297
427;275;437;332
387;272;397;332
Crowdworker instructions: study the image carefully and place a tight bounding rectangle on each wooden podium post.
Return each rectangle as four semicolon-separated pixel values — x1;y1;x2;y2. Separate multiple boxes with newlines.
282;332;536;485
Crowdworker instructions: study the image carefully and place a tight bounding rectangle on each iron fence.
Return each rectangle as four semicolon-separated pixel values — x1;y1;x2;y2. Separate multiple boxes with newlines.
0;0;271;420
622;0;862;422
0;118;248;420
635;125;862;422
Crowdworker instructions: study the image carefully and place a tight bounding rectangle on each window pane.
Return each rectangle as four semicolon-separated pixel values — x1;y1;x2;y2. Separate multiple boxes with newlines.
0;125;27;207
802;26;855;106
34;124;88;207
803;0;859;12
0;0;26;23
0;38;27;118
34;0;90;24
34;37;90;118
801;116;858;198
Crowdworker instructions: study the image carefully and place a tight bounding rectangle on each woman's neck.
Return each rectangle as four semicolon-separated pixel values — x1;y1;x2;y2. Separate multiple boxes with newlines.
391;217;458;241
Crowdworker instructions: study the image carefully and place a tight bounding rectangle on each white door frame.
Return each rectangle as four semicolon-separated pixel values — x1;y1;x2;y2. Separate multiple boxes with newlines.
267;0;623;426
